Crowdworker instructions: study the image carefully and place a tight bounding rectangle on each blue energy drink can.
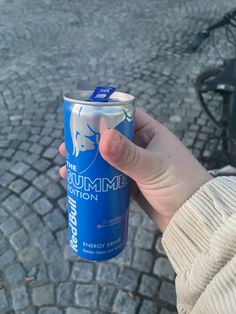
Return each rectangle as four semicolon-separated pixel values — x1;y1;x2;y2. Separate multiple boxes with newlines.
63;89;135;261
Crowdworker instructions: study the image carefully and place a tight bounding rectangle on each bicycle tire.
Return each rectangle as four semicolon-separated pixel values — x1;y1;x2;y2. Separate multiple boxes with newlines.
195;67;225;128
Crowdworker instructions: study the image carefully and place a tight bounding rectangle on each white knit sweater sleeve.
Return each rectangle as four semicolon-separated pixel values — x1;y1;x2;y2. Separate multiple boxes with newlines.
162;176;236;314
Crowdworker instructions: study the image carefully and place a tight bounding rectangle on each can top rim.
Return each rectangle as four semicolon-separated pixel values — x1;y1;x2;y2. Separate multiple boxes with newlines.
64;90;134;106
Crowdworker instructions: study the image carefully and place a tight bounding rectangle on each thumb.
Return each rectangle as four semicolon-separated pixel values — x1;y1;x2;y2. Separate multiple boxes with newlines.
99;129;163;183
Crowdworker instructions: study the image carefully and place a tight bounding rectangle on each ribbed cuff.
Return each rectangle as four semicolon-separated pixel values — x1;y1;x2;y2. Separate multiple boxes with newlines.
162;176;236;273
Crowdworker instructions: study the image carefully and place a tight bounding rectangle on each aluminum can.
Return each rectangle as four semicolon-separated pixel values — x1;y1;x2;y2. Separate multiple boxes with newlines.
63;90;135;261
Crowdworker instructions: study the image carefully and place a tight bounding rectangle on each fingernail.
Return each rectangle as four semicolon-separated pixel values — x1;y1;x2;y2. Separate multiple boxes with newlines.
59;167;65;178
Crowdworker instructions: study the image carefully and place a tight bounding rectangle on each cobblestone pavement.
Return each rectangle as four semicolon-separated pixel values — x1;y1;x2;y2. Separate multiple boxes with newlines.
0;0;235;313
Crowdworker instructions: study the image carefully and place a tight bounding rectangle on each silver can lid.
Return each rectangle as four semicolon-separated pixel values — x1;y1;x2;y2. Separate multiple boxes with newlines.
64;90;134;106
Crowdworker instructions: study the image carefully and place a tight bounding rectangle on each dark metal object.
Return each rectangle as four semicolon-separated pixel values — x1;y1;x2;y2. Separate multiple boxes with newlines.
195;59;236;168
190;7;236;169
188;7;236;52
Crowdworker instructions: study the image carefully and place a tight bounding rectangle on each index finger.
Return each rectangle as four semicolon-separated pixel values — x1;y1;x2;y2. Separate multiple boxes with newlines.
134;108;157;147
135;107;156;132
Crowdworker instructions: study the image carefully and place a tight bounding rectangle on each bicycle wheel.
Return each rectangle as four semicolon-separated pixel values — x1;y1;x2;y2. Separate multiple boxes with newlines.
195;66;226;128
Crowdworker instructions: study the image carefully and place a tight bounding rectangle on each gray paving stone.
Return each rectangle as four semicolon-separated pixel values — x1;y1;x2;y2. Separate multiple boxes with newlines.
155;236;166;255
129;202;142;215
2;194;22;213
134;228;155;249
4;148;18;159
24;154;39;166
142;214;157;232
5;263;26;284
99;285;116;311
75;283;99;308
45;183;63;200
33;175;51;191
49;261;70;282
28;135;40;143
40;136;53;146
117;267;140;290
19;247;41;268
129;210;142;226
169;115;182;123
153;257;175;281
22;186;41;203
51;139;62;151
32;284;54;306
71;262;94;282
113;290;140;314
56;282;74;306
139;300;159;314
34;228;54;249
23;169;38;181
47;166;60;181
56;228;68;248
0;250;16;269
0;207;9;223
19;308;37;314
33;159;51;172
1;172;15;187
40;243;63;263
19;142;31;151
127;225;136;245
11;161;30;176
0;141;9;149
160;309;177;314
60;180;66;190
15;204;31;220
10;114;22;121
57;196;67;214
97;263;118;283
23;213;44;233
0;187;10;203
36;263;48;282
10;228;29;251
66;308;91;314
9;179;28;193
11;285;30;310
29;143;44;155
44;210;67;231
114;245;133;267
0;216;20;236
38;307;62;314
27;264;38;278
43;147;58;159
139;274;160;298
33;197;53;215
133;248;154;272
159;282;177;306
0;289;8;311
0;238;8;255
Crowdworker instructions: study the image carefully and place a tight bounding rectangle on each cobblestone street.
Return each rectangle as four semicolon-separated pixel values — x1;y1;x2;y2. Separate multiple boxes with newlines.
0;0;235;313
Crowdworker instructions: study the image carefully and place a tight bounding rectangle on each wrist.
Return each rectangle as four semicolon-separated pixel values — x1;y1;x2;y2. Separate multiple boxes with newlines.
161;170;212;232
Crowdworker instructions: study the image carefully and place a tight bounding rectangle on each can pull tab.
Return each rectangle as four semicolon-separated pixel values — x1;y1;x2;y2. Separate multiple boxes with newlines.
89;86;116;102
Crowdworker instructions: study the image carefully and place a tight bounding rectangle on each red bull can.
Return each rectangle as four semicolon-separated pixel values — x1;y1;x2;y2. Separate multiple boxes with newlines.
63;89;135;261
